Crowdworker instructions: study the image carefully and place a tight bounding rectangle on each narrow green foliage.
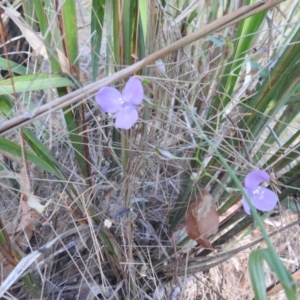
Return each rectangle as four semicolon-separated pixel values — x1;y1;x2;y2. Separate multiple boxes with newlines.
91;0;106;81
31;0;89;181
32;0;61;71
122;0;136;65
112;1;120;66
137;10;145;61
208;3;268;121
62;106;89;179
138;0;148;42
255;105;300;164
58;1;90;181
0;73;74;95
263;131;300;171
243;26;300;139
249;250;267;300
60;0;80;76
0;137;61;178
21;275;43;298
21;0;38;30
22;128;68;181
286;94;300;105
249;249;297;300
0;96;13;117
0;96;68;182
0;57;31;75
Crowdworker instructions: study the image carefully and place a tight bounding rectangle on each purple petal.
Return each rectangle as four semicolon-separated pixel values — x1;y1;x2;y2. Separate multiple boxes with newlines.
244;170;270;190
250;186;278;212
242;191;251;215
114;106;138;130
96;87;122;113
122;77;144;106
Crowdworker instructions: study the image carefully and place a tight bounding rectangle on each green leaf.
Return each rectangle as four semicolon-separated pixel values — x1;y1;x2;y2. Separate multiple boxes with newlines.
249;247;297;300
22;128;67;181
122;0;136;65
286;94;300;105
91;0;106;81
33;0;61;71
260;249;297;299
209;3;268;120
0;137;60;177
112;1;120;66
249;250;266;300
0;96;13;117
0;57;32;75
60;0;80;76
0;73;74;95
139;0;147;42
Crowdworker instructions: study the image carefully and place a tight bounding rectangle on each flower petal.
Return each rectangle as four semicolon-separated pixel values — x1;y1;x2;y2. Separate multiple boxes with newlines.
242;194;251;215
250;186;278;213
122;77;144;106
96;87;122;113
114;106;138;130
244;170;270;190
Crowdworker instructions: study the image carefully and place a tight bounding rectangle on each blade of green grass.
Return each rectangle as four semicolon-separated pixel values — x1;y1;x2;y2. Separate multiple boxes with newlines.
112;1;120;67
243;26;300;140
22;128;69;180
207;0;268;122
138;0;147;43
32;0;89;180
122;0;136;65
0;137;62;178
59;0;91;181
250;249;297;300
0;57;32;75
60;0;80;76
32;0;61;71
0;73;74;95
249;250;267;300
91;0;106;81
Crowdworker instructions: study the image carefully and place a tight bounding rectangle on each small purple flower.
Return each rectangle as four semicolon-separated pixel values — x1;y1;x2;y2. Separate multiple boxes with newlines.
96;77;144;130
242;170;279;215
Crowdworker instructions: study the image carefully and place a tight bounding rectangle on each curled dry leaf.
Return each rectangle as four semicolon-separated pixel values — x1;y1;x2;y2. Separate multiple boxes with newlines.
185;189;219;248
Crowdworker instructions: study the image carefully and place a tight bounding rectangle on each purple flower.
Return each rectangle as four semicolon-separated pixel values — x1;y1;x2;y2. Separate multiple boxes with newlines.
242;170;279;215
96;77;144;130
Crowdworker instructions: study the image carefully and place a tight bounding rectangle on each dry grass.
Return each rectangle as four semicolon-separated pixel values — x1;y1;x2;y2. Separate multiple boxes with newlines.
0;0;300;299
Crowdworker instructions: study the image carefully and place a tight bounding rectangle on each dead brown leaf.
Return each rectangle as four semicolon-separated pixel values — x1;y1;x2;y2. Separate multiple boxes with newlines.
185;189;219;248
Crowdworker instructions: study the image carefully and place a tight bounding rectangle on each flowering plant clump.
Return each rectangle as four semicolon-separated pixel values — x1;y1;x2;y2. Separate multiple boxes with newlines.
96;77;144;130
242;170;279;215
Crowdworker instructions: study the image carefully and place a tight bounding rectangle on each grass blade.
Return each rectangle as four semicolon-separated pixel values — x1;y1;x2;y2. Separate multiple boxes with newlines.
0;73;74;94
91;0;105;81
